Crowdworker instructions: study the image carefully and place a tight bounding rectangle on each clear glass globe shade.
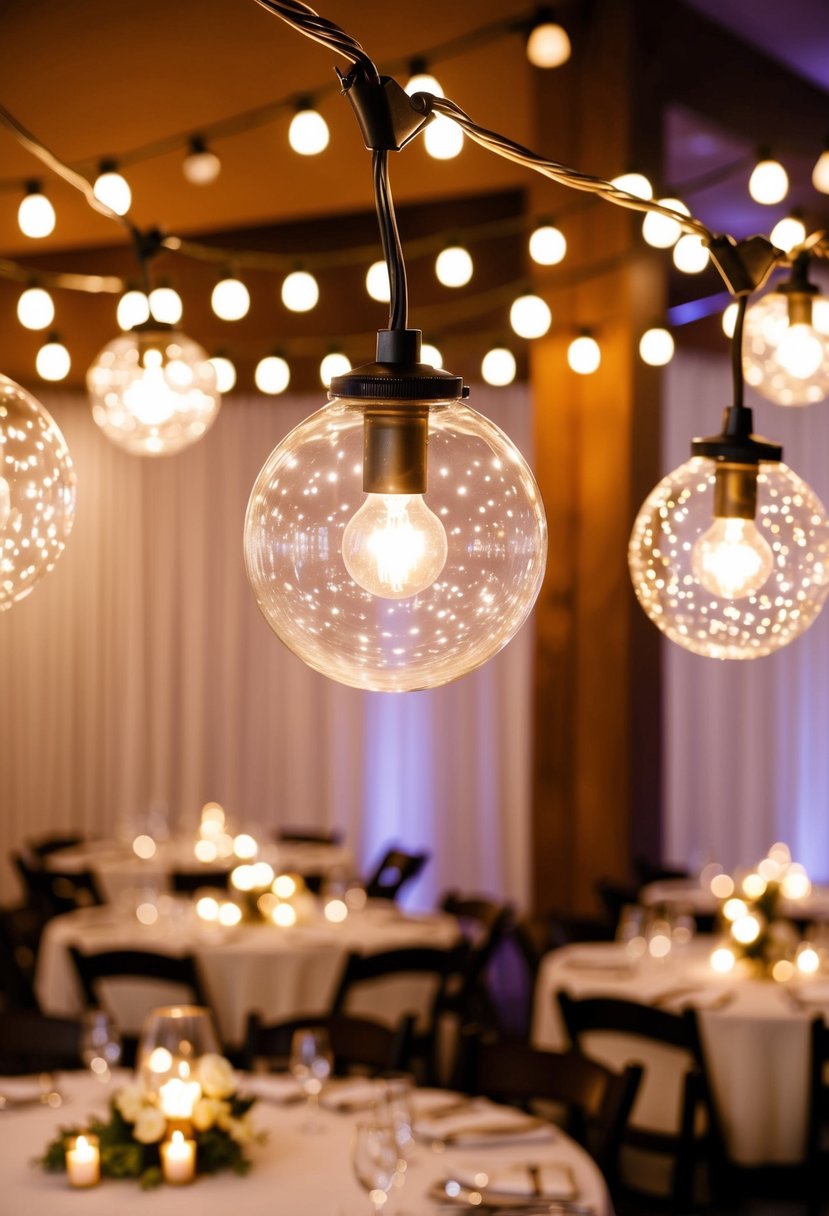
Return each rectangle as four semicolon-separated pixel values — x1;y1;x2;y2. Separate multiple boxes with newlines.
510;294;552;339
639;328;674;366
288;109;329;156
87;329;221;456
404;73;443;97
117;290;150;331
435;246;473;287
244;396;547;690
770;215;806;254
342;493;448;598
18;192;55;238
629;456;829;659
0;374;76;610
812;149;829;195
526;21;571;68
183;149;221;184
424;115;463;160
36;341;70;381
209;356;236;393
282;270;319;313
610;172;653;200
17;287;55;330
642;198;689;248
749;158;788;205
365;261;390;303
528;225;566;266
482;347;517;386
255;355;290;395
93;171;132;216
149;287;183;325
211;277;250;321
567;335;601;374
691;517;774;599
672;234;710;273
320;353;350;386
743;292;829;405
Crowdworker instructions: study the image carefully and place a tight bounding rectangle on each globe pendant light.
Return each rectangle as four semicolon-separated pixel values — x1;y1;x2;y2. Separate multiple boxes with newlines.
244;329;547;691
0;373;76;610
743;256;829;406
87;324;221;456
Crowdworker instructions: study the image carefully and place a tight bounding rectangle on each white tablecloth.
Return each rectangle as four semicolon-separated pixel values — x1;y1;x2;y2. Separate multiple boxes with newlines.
532;938;826;1166
640;878;829;922
0;1071;613;1216
35;903;459;1046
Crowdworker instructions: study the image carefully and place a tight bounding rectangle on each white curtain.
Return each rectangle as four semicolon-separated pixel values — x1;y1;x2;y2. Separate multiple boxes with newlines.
663;351;829;879
0;387;535;910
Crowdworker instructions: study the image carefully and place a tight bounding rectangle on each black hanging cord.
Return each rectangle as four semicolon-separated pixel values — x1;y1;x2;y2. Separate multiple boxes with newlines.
731;295;748;410
250;0;379;82
372;150;408;331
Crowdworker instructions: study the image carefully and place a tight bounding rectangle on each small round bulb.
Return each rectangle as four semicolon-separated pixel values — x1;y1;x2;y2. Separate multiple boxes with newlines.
672;234;710;274
691;516;774;600
567;334;601;374
639;328;674;366
510;294;552;339
18;187;55;239
420;343;443;367
749;157;788;205
320;352;350;387
528;224;566;265
610;172;653;200
423;115;464;160
36;339;71;382
776;323;824;379
288;108;329;156
481;347;517;386
642;198;690;248
812;148;829;194
435;246;473;287
526;19;571;68
365;261;390;303
342;493;448;598
17;286;55;331
93;168;132;216
149;286;183;325
183;139;221;184
743;291;829;406
404;71;443;97
770;215;806;254
209;356;237;393
211;277;250;321
255;355;290;395
117;290;150;331
282;270;319;313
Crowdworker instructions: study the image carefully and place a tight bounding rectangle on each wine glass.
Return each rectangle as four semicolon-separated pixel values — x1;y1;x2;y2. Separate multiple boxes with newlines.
352;1120;402;1214
289;1026;333;1131
80;1009;122;1083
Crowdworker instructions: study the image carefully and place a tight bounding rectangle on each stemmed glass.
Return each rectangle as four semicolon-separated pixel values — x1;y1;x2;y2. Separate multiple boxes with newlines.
80;1010;122;1083
289;1026;333;1131
352;1120;402;1214
379;1075;415;1214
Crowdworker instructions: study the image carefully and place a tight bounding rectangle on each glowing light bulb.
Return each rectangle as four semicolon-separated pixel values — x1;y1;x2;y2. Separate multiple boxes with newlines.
642;198;689;248
775;323;824;379
435;246;473;287
211;277;250;321
424;117;464;160
18;185;55;238
288;108;329;156
743;289;829;405
420;343;442;367
17;286;55;330
770;215;806;254
183;137;221;184
481;347;517;386
93;166;131;215
710;946;736;973
255;355;290;395
342;493;448;599
117;290;150;331
749;156;788;205
36;339;70;381
732;914;762;945
722;302;739;338
526;18;571;68
149;286;183;325
691;516;774;600
510;294;552;339
610;172;653;200
711;873;734;899
404;71;443;97
567;334;601;375
209;356;236;393
639;328;674;366
813;148;829;194
529;224;566;265
365;261;390;303
282;270;319;312
672;234;710;274
320;352;350;386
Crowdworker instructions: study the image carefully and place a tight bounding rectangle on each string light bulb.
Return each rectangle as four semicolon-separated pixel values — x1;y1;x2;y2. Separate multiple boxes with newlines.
610;172;653;200
148;286;183;325
642;199;690;248
510;294;552;339
244;329;547;691
639;328;674;367
0;374;76;610
404;63;443;97
481;347;517;386
255;355;290;395
117;289;150;331
423;115;463;160
18;182;55;239
281;270;319;313
770;214;806;254
526;8;571;68
182;136;221;184
17;286;55;331
93;162;132;215
672;234;710;274
567;333;601;374
208;355;237;393
365;261;391;303
211;276;250;321
320;351;350;386
420;342;442;367
35;335;71;382
812;141;829;194
743;259;829;406
288;102;329;155
528;223;566;266
748;153;789;205
87;326;221;456
435;246;473;287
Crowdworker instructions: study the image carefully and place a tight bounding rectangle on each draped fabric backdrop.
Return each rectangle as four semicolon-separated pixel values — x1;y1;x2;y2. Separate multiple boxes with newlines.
0;386;535;909
664;351;829;879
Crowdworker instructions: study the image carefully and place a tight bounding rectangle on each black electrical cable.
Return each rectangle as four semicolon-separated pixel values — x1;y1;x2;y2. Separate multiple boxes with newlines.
372;150;408;331
731;294;748;409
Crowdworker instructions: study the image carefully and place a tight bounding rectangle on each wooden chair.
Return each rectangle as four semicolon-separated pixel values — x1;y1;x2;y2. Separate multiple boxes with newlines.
364;848;430;902
242;1011;414;1076
0;1011;82;1073
25;833;85;859
13;852;103;920
807;1015;829;1216
170;869;230;894
558;992;727;1209
456;1030;642;1196
0;906;40;1009
440;892;513;1030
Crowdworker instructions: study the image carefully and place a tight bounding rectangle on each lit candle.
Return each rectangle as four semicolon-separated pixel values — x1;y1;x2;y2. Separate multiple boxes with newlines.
160;1129;196;1185
66;1134;100;1187
159;1076;201;1120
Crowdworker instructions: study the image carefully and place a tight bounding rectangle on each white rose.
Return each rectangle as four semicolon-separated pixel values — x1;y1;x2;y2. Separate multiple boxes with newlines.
116;1082;149;1124
226;1115;254;1145
192;1097;228;1132
133;1106;167;1144
197;1053;236;1099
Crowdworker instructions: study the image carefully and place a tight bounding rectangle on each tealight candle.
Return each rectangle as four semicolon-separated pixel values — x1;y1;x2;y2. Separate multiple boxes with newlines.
66;1134;100;1187
160;1129;196;1185
159;1076;201;1120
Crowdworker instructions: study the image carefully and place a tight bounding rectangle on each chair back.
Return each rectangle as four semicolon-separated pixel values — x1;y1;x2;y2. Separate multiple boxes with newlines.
26;834;85;859
277;828;343;846
440;892;513;1027
243;1011;414;1075
170;870;230;894
14;852;103;920
0;1011;82;1073
0;907;39;1009
808;1014;829;1209
364;848;429;901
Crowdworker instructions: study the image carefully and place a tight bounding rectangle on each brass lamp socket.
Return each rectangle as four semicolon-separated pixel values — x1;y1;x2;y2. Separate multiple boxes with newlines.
362;406;429;494
786;292;814;328
713;462;758;520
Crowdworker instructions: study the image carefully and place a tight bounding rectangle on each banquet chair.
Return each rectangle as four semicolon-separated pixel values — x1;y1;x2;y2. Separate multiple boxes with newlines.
242;1011;415;1076
456;1030;642;1197
13;852;104;921
0;906;40;1010
807;1015;829;1215
25;833;85;859
439;892;514;1031
0;1010;82;1073
558;992;727;1210
364;847;430;902
170;869;230;894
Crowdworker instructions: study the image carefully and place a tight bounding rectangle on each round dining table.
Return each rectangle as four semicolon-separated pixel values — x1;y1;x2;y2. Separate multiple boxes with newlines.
532;937;829;1166
0;1070;613;1215
35;901;460;1047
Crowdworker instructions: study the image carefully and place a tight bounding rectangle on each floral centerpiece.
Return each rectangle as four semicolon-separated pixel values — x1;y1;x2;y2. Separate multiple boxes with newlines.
39;1054;261;1189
